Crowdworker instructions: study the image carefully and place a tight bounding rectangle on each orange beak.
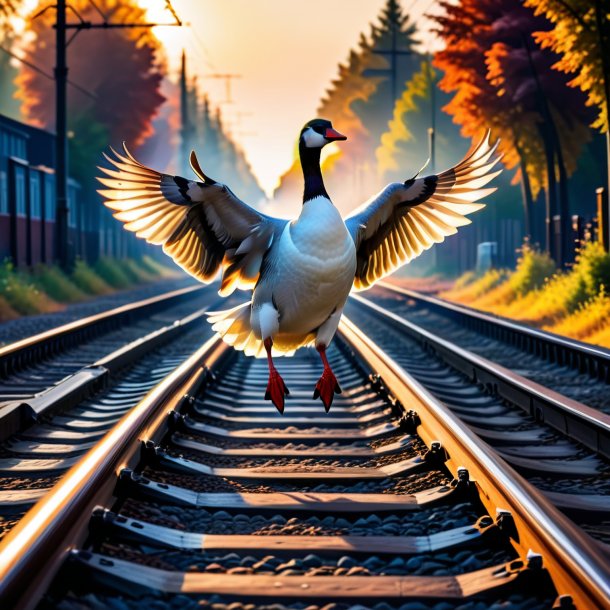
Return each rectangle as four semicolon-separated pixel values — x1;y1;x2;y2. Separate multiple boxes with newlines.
325;127;347;141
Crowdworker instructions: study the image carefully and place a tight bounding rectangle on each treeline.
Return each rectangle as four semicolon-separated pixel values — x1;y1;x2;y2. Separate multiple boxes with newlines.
273;0;609;273
0;0;264;255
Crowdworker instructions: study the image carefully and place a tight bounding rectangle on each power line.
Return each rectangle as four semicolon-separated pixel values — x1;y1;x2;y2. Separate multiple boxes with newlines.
43;0;183;269
204;73;242;104
0;43;97;99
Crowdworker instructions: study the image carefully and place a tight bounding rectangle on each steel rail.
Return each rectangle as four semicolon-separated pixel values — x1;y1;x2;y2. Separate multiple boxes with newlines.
352;293;610;459
378;280;610;380
0;313;608;608
0;334;229;610
339;316;610;610
0;283;204;378
0;306;213;442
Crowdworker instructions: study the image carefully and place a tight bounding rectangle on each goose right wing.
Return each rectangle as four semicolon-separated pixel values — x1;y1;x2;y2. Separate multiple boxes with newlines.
97;144;285;295
345;132;502;290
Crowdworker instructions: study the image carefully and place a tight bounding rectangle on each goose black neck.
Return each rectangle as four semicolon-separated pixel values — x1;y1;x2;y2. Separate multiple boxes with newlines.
300;142;329;203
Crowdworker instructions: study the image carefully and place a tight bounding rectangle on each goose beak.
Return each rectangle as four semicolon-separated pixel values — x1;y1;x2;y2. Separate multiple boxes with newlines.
325;127;347;141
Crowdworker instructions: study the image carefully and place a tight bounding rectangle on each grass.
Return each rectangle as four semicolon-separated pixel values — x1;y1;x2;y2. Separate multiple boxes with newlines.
94;257;132;289
0;256;175;322
0;260;59;316
33;265;86;302
441;241;610;348
71;260;113;295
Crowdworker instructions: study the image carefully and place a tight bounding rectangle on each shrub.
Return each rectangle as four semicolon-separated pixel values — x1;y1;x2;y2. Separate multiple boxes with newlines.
0;294;19;324
507;245;556;296
0;260;58;315
548;289;610;341
71;259;112;295
441;268;508;303
94;257;131;289
121;258;156;283
33;265;85;302
140;255;180;278
452;270;477;291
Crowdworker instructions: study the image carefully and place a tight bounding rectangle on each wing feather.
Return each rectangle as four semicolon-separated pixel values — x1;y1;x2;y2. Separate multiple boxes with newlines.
346;130;501;290
97;144;284;291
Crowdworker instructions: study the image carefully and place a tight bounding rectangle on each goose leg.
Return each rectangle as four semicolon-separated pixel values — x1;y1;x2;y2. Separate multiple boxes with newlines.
264;338;289;414
313;344;342;412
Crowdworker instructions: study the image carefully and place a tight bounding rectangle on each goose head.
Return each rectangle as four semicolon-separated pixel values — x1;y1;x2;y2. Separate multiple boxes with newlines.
300;119;347;149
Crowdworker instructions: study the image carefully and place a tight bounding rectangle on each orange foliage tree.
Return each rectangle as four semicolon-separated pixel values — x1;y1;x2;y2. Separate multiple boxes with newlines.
16;0;165;185
433;0;592;259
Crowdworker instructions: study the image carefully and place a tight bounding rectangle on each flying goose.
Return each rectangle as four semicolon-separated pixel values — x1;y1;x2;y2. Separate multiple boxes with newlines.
97;119;501;413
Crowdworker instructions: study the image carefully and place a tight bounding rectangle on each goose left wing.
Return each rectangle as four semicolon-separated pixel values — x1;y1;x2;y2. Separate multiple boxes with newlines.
345;131;502;291
97;144;285;295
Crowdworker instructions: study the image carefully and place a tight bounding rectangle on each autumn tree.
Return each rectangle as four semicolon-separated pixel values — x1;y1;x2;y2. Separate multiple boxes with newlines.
0;2;24;120
17;0;165;185
525;0;610;217
433;0;593;261
377;60;443;177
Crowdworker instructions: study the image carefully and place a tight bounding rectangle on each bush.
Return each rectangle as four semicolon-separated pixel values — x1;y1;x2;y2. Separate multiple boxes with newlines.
0;260;58;315
507;245;556;296
94;257;132;289
140;255;180;278
33;265;85;302
0;294;19;324
548;289;610;340
441;268;508;303
120;258;156;283
71;259;112;295
452;270;478;291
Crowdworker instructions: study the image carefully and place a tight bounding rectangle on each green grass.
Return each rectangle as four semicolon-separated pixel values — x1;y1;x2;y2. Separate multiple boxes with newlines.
33;264;85;302
71;259;113;295
0;256;181;322
0;260;58;315
94;257;132;289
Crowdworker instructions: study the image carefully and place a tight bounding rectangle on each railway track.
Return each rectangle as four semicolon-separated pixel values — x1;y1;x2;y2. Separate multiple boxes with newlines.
0;311;607;609
372;281;610;413
0;283;224;540
345;296;610;542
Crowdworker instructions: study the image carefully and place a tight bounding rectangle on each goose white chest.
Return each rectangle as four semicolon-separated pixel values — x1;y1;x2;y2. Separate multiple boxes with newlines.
269;196;356;332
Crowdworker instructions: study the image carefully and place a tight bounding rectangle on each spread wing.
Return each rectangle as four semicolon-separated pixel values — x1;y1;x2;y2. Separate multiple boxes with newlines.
97;144;285;295
345;131;502;291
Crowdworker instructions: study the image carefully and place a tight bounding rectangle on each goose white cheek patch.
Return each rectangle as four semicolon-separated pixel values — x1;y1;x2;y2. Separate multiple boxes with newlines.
302;128;328;148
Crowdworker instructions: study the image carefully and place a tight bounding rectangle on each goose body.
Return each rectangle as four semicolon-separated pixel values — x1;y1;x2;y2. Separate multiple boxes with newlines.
97;118;502;412
251;195;356;351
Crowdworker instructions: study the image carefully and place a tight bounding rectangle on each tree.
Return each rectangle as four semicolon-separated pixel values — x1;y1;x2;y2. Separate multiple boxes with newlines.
0;2;24;121
432;0;593;261
376;60;437;176
525;0;610;235
16;0;165;185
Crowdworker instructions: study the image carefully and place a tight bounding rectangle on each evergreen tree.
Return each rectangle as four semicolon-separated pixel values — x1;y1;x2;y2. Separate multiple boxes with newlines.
353;0;422;141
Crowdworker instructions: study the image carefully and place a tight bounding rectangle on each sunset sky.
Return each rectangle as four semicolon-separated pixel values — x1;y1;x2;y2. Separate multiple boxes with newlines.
140;0;442;196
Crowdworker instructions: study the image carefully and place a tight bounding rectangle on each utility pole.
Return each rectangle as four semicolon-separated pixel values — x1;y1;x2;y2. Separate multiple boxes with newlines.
364;20;413;110
180;50;191;176
50;1;182;269
204;73;242;104
427;55;436;174
54;0;69;268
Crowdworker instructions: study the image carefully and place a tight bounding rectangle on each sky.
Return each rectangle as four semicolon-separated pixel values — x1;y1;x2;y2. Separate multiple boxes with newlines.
140;0;442;196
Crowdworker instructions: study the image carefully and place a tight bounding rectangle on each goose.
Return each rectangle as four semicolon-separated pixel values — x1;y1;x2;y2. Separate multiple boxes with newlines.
97;119;501;413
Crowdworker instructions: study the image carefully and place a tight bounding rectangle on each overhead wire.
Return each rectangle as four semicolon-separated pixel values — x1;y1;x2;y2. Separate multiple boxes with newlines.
0;43;98;99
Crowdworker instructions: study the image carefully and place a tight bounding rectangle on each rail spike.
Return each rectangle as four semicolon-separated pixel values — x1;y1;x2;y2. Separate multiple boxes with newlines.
398;410;421;433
